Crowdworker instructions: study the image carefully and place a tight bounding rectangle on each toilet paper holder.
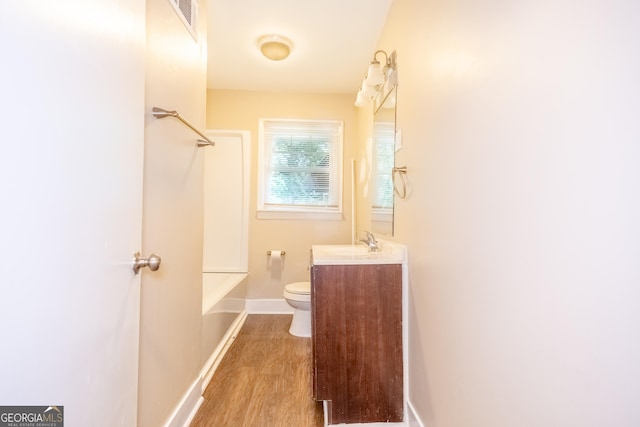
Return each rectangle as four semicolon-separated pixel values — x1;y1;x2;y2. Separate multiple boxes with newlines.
267;250;286;256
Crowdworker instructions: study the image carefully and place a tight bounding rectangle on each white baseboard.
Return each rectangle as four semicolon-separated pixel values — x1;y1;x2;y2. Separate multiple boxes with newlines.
163;377;204;427
246;298;293;314
406;400;426;427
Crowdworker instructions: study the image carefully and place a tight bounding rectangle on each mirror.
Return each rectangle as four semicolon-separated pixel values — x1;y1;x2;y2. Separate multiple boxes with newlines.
370;85;397;236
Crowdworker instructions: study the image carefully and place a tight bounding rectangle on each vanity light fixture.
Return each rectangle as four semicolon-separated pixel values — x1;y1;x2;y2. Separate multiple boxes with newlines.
258;34;293;61
355;50;397;108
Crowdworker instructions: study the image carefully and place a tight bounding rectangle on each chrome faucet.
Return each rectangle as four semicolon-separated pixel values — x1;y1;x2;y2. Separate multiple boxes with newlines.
357;231;379;252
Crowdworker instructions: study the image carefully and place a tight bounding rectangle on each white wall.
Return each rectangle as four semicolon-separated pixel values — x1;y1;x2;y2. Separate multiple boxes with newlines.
369;0;640;425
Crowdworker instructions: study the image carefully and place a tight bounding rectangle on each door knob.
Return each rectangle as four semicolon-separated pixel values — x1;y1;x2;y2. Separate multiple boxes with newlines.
133;252;162;274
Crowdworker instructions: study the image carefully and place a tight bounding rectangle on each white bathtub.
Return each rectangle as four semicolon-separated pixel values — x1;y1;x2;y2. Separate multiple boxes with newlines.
202;272;248;315
201;273;248;377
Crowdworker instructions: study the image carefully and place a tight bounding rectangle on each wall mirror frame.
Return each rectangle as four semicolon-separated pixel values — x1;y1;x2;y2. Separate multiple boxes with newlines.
370;78;398;236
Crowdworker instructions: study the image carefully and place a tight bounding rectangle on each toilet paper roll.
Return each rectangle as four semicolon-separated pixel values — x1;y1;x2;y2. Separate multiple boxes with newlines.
270;250;282;260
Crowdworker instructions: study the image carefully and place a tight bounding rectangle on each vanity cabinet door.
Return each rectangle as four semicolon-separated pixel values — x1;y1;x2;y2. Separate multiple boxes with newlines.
311;263;403;424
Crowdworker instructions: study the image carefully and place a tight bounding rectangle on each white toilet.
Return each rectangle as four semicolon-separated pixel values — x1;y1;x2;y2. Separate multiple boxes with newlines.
283;281;311;337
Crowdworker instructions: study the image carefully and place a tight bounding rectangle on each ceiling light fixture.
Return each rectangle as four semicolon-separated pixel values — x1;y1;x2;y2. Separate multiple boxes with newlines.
258;34;293;61
355;50;397;108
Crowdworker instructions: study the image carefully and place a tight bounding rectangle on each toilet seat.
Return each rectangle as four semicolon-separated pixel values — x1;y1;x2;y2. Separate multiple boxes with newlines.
284;281;310;303
285;281;310;295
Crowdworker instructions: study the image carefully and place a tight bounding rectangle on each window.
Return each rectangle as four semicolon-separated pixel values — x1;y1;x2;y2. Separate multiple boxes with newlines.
372;121;395;210
258;118;343;220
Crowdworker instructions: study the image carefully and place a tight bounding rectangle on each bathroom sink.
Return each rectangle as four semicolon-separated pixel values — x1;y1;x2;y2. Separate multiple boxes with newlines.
319;245;370;257
312;243;406;265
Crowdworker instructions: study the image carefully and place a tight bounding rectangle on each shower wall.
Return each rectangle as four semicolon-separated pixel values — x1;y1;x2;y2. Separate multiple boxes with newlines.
201;130;250;374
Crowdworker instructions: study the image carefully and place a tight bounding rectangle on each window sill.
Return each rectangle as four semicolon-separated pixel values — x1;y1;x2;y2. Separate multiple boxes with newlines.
372;207;393;222
257;209;343;221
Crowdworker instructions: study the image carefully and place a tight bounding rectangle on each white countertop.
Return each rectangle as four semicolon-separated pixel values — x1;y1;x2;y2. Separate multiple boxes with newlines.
312;241;407;265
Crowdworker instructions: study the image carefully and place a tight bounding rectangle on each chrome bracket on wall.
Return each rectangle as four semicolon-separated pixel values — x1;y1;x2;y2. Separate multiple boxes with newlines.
151;107;215;147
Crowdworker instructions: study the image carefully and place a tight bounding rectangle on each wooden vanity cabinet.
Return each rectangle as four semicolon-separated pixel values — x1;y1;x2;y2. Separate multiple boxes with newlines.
311;262;403;425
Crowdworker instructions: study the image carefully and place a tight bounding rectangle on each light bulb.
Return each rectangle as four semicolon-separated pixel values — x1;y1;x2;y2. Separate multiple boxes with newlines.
364;61;384;86
355;90;370;107
361;81;377;98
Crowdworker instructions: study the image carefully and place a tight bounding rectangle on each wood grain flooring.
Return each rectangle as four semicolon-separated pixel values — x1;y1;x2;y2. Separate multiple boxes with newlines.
190;314;325;427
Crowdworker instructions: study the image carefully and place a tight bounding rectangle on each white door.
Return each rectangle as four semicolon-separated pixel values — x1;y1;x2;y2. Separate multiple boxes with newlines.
0;2;146;426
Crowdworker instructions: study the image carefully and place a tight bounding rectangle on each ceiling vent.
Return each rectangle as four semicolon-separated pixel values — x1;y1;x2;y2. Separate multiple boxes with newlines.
169;0;198;41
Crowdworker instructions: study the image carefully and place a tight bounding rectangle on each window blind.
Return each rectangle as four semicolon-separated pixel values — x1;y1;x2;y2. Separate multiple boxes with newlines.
261;119;343;210
373;121;395;209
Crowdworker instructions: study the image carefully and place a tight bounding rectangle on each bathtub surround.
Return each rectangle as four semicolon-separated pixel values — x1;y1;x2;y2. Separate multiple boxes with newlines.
200;129;250;340
202;130;250;274
199;129;251;406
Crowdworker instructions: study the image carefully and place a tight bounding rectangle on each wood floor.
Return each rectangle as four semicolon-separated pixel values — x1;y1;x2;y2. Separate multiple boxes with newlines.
190;314;325;427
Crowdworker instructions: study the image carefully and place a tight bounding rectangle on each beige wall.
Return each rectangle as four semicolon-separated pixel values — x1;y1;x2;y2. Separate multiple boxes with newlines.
138;0;208;426
359;0;640;426
207;90;357;299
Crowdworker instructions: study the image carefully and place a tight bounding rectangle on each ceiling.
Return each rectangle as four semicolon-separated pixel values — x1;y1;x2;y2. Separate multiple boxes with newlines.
206;0;394;95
